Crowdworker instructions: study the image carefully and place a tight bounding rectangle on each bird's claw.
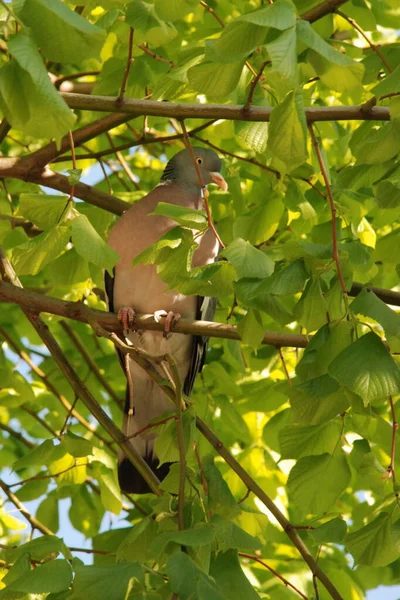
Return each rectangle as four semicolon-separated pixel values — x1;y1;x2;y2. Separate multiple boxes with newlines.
154;310;181;339
118;306;137;334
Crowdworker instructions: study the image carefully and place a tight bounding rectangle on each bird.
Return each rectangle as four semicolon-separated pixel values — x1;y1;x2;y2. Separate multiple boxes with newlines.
105;147;228;494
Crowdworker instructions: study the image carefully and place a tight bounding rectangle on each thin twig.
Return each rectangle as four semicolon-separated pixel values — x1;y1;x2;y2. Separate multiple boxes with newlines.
138;43;175;67
239;553;309;600
387;395;398;497
336;10;392;73
277;347;292;385
9;462;85;488
118;27;134;104
105;132;140;190
59;395;79;437
244;61;269;111
0;422;35;449
193;441;208;497
180;120;224;247
308;125;348;303
0;479;53;535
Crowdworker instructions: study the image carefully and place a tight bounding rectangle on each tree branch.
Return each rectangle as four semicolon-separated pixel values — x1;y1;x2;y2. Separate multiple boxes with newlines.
0;280;309;348
302;0;349;22
60;93;390;122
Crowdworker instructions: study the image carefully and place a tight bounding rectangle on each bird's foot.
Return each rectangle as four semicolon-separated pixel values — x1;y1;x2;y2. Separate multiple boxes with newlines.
118;306;137;334
154;310;181;339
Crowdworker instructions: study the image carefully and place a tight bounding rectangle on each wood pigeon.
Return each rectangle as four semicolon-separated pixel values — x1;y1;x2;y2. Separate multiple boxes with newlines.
105;147;227;494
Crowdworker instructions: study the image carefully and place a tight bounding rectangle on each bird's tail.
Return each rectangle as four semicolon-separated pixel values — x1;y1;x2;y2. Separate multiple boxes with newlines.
117;386;171;494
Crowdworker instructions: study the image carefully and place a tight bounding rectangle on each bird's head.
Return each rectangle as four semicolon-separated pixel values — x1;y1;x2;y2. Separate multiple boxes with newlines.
160;147;228;193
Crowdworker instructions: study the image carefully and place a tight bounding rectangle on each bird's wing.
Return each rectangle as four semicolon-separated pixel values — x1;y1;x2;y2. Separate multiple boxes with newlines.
183;294;217;396
104;268;126;372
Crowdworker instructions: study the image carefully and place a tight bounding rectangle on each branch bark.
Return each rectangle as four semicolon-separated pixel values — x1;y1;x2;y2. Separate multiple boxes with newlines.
0;280;309;348
60;92;391;122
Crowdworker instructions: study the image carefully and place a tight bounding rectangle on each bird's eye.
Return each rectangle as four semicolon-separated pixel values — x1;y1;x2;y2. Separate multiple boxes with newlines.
196;157;203;165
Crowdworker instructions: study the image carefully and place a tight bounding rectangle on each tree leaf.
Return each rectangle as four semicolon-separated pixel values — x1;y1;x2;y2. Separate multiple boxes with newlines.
188;60;245;99
214;21;268;62
0;559;72;596
329;332;400;404
279;419;343;459
12;225;71;275
210;550;261;600
71;214;119;274
289;374;350;425
266;27;297;83
0;32;75;141
237;309;265;348
287;452;351;515
67;562;145;600
222;238;274;279
240;1;296;29
297;20;353;66
293;278;328;332
268;89;308;171
18;194;69;229
346;513;400;567
15;0;106;62
151;202;208;230
311;517;347;544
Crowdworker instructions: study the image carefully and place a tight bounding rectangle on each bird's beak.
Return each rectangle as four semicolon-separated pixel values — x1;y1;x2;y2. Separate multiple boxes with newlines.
210;172;228;192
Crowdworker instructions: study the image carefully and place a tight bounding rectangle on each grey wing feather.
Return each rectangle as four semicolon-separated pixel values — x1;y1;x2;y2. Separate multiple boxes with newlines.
183;295;217;396
104;269;126;371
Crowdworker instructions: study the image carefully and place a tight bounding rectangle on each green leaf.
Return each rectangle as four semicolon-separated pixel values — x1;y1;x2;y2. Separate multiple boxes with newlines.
188;60;245;99
289;374;350;425
311;517;347;544
154;0;197;22
346;513;400;567
236;113;269;154
154;407;195;466
71;214;119;274
62;432;94;458
287;452;351;515
11;225;71;275
36;492;59;534
374;178;400;209
210;550;261;600
353;121;400;165
211;517;262;551
0;369;35;407
0;560;72;597
166;551;215;600
266;27;297;83
233;195;285;245
0;32;75;141
240;1;296;29
268;89;308;171
222;238;274;279
262;259;308;295
214;21;268;62
151;202;207;230
18;194;69;229
150;525;215;556
5;536;65;563
67;169;82;185
67;562;145;600
351;287;400;343
297;20;353;66
117;519;157;563
15;0;106;62
308;51;364;92
13;439;66;472
372;63;400;98
133;226;187;266
293;278;328;332
237;309;265;348
279;419;343;459
329;332;400;404
204;457;240;519
98;469;122;515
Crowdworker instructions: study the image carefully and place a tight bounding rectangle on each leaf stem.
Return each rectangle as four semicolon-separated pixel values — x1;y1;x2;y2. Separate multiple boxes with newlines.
117;27;134;105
